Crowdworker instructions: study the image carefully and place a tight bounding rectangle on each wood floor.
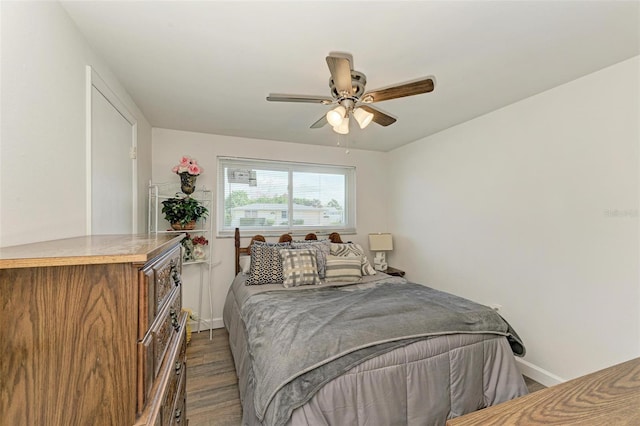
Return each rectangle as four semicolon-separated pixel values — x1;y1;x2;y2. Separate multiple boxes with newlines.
186;329;242;426
186;328;545;426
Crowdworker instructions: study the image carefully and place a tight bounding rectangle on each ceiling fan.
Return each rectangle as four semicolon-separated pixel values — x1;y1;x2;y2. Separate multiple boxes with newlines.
266;52;435;135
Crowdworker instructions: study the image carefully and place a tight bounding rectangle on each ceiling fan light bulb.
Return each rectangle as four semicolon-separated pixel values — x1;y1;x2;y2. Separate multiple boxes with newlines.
353;107;374;129
333;116;350;134
326;105;346;127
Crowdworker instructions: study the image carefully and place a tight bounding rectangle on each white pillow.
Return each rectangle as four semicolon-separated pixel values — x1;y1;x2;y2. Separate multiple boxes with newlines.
239;256;251;274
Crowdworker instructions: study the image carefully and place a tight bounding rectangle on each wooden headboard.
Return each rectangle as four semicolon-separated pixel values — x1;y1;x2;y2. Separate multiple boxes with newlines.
234;227;343;274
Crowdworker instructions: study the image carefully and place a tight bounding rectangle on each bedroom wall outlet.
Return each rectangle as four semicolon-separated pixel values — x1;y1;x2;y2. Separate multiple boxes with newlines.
489;303;502;312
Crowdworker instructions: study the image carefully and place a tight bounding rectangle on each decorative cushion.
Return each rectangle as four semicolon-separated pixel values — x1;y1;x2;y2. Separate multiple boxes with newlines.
330;243;377;276
324;255;363;282
291;240;330;278
246;241;290;285
279;249;321;288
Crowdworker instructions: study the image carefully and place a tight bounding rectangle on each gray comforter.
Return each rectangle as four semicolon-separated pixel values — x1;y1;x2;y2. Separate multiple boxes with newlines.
239;276;525;425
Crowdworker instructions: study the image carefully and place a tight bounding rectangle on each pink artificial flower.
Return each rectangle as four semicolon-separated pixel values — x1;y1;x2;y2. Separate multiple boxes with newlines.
173;155;202;175
188;164;201;175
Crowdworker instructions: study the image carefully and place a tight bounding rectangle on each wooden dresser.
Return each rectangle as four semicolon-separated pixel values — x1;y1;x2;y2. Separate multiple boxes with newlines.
0;234;188;426
446;357;640;425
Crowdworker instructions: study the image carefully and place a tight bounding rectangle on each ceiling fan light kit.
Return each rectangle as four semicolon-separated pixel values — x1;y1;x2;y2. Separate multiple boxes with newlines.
267;52;435;136
353;107;374;129
334;116;350;134
326;105;347;127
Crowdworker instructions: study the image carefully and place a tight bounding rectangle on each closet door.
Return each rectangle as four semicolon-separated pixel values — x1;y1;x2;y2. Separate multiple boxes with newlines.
88;68;137;234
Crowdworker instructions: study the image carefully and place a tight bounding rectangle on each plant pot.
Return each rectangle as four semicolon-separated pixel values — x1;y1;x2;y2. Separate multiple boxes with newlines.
179;172;197;194
171;220;196;230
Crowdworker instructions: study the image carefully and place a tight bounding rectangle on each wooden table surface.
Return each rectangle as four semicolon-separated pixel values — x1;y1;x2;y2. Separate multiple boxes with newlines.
446;357;640;425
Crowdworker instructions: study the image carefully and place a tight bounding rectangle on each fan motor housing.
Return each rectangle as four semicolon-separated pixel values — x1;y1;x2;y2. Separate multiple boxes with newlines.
330;70;366;100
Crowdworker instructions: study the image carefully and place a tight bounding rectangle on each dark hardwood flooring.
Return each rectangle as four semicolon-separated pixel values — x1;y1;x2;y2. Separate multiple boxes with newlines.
186;329;242;426
186;328;545;426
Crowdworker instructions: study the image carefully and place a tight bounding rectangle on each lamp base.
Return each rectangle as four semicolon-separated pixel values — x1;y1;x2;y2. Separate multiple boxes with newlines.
373;251;387;271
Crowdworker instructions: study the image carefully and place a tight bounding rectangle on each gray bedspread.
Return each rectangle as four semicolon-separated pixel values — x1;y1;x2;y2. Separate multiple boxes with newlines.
240;276;525;425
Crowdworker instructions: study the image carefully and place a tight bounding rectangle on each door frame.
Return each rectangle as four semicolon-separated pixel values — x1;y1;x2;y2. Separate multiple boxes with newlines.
85;65;138;234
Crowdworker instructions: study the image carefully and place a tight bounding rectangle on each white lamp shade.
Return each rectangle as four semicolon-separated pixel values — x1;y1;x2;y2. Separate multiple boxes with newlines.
326;105;346;127
333;116;349;134
353;107;374;129
368;233;393;251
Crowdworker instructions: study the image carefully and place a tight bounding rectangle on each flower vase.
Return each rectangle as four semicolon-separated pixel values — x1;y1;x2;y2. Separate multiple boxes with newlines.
179;172;197;194
193;244;207;261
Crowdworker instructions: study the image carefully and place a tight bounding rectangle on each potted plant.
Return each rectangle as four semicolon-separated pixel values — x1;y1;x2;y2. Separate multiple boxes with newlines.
161;195;209;230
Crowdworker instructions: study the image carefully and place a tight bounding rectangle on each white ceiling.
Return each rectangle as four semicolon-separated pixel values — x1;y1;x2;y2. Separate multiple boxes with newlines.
61;1;640;152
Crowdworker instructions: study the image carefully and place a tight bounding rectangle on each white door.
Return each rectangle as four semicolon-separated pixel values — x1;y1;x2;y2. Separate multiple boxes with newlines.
88;68;137;234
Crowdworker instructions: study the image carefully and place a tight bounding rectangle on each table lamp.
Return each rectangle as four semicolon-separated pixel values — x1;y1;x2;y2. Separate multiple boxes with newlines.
368;233;393;271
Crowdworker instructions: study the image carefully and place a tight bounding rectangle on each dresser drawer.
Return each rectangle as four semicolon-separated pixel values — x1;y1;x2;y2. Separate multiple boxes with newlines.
138;288;183;412
136;312;187;426
139;245;182;339
170;365;187;426
161;356;184;424
163;356;186;426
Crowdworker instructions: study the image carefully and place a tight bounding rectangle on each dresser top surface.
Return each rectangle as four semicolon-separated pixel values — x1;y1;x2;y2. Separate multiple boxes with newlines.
0;234;184;269
446;357;640;425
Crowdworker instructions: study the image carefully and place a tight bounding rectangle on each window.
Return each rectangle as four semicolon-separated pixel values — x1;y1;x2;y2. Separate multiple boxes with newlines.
218;157;355;236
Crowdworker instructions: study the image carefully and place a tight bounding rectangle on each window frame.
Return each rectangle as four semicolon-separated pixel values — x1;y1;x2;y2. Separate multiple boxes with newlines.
217;157;356;237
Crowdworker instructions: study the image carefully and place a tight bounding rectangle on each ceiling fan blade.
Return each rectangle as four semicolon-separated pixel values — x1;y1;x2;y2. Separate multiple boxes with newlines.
363;77;435;103
359;105;397;127
266;94;333;104
310;114;328;129
327;51;354;70
326;55;353;96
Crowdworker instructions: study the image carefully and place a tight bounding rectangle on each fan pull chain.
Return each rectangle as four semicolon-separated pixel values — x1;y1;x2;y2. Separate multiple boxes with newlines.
336;133;350;154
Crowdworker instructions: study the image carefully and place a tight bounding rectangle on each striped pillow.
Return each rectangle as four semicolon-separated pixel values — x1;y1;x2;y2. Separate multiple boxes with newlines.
279;249;320;288
324;255;362;283
330;243;377;276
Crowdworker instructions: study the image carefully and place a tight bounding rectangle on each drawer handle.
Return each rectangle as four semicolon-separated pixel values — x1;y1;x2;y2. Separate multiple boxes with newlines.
170;261;182;287
170;309;181;332
175;408;182;423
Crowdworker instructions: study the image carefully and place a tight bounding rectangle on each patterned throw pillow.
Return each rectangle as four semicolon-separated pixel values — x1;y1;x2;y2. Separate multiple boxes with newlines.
246;241;290;285
291;240;330;278
330;243;377;276
279;249;320;288
324;255;362;282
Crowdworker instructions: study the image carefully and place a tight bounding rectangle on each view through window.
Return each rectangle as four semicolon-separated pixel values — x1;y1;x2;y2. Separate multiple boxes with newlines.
218;157;355;236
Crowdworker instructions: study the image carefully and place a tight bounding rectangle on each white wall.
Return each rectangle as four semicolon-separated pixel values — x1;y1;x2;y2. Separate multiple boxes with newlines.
152;128;389;328
388;57;640;383
0;1;152;247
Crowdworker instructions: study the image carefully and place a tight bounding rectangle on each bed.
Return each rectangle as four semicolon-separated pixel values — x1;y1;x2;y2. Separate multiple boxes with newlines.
223;229;528;426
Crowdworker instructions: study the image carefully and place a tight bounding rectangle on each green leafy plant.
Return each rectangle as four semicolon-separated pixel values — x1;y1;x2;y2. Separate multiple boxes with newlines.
161;195;208;226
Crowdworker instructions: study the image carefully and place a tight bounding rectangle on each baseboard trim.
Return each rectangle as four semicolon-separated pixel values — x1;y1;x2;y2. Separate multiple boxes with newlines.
189;317;224;331
516;358;565;387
